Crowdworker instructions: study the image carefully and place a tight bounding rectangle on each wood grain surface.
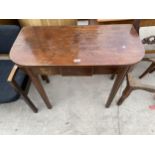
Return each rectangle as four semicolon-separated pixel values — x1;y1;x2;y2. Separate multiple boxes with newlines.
10;24;145;67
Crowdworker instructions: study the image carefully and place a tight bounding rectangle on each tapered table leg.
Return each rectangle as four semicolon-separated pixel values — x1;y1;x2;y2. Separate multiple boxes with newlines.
26;68;52;109
105;66;131;108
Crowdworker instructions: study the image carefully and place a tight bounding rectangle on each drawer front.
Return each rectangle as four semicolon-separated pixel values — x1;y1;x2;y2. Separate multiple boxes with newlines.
32;66;119;75
60;67;93;76
34;67;60;75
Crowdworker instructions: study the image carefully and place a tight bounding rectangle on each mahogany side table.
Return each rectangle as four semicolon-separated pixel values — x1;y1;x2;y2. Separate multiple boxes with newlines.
10;25;145;110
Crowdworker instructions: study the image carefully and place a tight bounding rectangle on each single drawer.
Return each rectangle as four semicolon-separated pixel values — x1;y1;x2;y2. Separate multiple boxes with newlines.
60;67;93;76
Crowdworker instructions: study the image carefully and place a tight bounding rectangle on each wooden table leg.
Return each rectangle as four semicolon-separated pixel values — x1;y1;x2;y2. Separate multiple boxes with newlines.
26;68;52;109
105;66;131;108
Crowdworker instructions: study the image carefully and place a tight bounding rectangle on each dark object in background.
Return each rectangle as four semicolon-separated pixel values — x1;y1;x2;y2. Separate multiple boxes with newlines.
0;60;28;103
0;25;29;104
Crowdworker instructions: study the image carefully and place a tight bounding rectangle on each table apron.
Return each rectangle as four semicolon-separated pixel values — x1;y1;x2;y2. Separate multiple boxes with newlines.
23;66;129;76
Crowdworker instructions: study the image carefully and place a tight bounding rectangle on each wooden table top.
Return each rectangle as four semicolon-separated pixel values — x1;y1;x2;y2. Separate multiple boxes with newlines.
10;24;145;67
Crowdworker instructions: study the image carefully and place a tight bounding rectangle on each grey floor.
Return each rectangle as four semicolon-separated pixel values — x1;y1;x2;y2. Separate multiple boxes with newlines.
0;61;155;135
1;23;155;135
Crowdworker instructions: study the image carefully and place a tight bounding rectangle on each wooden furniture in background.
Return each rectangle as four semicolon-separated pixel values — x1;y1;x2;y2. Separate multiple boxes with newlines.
96;19;133;24
10;24;144;110
0;19;19;25
18;19;77;26
116;19;155;106
140;20;155;54
139;34;155;78
0;25;38;113
117;73;155;105
89;19;134;25
7;65;38;112
139;58;155;79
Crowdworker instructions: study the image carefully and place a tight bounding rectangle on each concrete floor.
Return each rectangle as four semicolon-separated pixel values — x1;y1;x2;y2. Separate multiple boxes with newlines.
0;61;155;135
1;23;155;135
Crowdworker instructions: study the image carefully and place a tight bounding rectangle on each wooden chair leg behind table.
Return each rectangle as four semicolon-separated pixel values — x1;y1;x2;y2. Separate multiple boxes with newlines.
139;62;155;79
8;65;38;113
10;80;38;113
117;73;155;106
105;66;131;108
41;75;50;83
26;68;52;109
149;67;155;73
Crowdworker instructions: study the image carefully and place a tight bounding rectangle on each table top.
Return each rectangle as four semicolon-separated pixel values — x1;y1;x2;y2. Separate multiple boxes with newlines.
10;24;145;67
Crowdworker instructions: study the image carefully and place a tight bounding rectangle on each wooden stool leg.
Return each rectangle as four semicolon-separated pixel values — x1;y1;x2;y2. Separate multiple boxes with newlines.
139;63;155;79
105;66;130;108
10;80;38;113
41;75;50;83
117;86;133;106
117;73;155;106
26;68;52;109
